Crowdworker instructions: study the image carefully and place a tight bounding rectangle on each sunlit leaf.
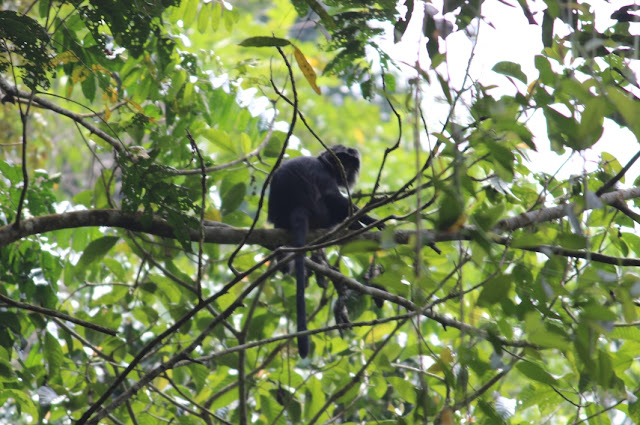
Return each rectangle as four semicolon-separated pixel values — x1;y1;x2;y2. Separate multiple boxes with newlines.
293;45;321;95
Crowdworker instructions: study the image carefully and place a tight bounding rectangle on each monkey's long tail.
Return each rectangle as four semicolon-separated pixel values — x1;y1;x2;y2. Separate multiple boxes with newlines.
295;251;309;358
291;209;310;358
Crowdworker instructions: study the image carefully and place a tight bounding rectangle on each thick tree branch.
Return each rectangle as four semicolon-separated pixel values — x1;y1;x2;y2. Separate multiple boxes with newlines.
2;186;640;265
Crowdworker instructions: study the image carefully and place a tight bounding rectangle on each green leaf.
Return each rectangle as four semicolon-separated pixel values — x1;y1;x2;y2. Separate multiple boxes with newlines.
342;239;381;254
516;361;557;386
197;2;211;33
544;106;580;152
435;190;464;231
182;0;199;28
167;69;187;100
0;389;38;423
482;139;515;181
0;11;51;89
238;36;291;47
92;285;129;308
541;11;554;48
557;233;587;249
0;357;16;382
81;73;96;102
477;275;512;306
150;274;185;305
534;55;554;83
0;160;22;184
187;363;209;392
611;326;640;342
492;61;527;84
511;233;547;248
302;0;336;30
373;269;410;298
263;133;284;157
387;376;417;404
211;3;222;31
631;399;640;424
577;96;607;149
607;86;640;140
223;8;239;32
220;170;249;216
221;183;246;215
44;332;65;376
581;303;616;321
75;236;119;272
203;129;234;154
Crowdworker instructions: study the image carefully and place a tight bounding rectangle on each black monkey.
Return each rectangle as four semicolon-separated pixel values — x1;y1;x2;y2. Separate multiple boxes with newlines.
268;145;382;358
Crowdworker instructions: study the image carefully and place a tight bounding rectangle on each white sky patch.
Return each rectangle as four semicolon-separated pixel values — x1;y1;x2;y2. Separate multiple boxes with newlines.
378;1;640;183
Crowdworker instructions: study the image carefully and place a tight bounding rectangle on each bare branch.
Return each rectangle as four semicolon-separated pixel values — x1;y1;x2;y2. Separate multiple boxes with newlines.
494;186;640;232
0;293;117;335
0;76;125;154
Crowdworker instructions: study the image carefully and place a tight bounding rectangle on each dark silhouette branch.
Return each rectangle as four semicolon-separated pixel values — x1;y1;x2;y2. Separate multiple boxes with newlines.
0;293;117;335
2;185;640;265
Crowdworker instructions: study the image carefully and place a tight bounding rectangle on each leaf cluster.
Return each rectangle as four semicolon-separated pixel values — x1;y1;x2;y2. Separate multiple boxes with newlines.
4;1;640;425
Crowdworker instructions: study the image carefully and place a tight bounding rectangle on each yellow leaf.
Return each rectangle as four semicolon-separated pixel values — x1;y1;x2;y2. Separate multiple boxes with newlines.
353;128;365;143
71;66;89;84
154;375;170;390
205;208;222;222
103;87;118;103
437;407;454;425
292;45;321;95
439;347;454;363
446;213;467;233
128;99;144;113
51;51;78;66
104;105;111;121
92;64;106;73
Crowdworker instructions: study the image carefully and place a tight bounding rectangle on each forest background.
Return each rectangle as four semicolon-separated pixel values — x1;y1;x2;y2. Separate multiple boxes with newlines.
3;0;640;424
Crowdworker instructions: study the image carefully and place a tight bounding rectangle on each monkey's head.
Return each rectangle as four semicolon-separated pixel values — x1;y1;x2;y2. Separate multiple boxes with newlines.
319;145;360;188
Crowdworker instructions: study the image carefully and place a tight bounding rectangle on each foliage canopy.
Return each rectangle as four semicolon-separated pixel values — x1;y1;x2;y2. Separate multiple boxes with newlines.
2;0;640;424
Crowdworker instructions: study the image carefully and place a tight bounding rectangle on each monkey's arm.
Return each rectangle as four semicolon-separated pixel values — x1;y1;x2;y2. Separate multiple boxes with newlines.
350;204;385;230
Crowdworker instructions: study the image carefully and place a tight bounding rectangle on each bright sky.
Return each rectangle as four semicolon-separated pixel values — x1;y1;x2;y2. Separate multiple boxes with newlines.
380;0;640;184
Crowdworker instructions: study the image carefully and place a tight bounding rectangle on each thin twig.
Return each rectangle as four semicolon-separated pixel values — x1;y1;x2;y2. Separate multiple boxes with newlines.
186;130;206;301
0;293;117;335
226;45;298;275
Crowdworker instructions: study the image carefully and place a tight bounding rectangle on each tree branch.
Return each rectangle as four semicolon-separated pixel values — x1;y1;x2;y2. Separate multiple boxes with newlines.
0;76;125;154
0;293;117;335
303;258;536;348
3;184;640;265
493;186;640;232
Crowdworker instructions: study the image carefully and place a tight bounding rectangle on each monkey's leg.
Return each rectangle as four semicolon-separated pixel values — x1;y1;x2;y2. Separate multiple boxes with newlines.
310;250;332;288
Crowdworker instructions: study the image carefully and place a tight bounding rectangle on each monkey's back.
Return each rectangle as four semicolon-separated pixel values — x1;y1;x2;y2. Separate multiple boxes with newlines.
268;156;336;230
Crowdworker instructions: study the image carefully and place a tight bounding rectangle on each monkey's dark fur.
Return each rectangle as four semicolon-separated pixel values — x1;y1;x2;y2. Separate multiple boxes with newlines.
268;145;381;358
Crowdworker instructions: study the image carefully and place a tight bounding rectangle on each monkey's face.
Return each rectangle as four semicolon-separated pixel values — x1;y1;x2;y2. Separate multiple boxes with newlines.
335;152;359;188
324;145;360;188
